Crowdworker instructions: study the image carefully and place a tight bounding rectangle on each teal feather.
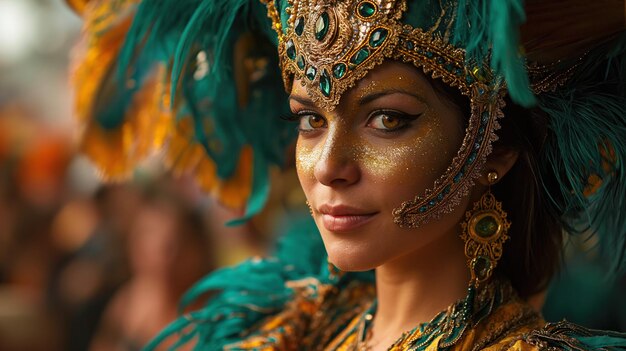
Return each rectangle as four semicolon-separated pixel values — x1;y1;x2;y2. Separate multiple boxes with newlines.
452;0;536;107
108;0;296;221
93;62;139;130
143;215;373;350
489;0;535;107
538;34;626;275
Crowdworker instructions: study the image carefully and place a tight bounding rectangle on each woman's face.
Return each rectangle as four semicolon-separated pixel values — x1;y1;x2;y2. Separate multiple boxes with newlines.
291;61;469;271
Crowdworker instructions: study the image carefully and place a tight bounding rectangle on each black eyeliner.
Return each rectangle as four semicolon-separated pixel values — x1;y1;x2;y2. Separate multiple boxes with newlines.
368;109;423;133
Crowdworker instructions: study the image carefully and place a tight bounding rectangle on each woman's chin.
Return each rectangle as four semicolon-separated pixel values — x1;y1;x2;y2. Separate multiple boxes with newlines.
327;252;381;272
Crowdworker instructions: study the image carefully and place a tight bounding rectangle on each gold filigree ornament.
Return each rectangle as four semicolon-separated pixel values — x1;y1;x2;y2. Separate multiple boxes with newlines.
262;0;508;228
460;171;511;286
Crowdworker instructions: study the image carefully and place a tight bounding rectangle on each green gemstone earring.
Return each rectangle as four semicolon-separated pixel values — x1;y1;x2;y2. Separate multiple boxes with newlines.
458;171;510;321
460;171;511;287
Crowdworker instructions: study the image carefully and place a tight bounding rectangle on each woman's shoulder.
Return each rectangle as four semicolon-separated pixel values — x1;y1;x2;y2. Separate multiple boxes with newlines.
481;321;626;351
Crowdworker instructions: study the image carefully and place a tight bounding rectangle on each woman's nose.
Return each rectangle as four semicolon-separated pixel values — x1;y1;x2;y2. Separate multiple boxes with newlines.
313;132;361;187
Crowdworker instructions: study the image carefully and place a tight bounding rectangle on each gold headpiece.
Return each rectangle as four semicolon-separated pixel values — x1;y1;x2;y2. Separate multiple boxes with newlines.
263;0;504;227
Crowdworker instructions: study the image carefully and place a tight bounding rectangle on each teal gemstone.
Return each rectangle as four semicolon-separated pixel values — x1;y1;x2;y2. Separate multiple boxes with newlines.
296;55;305;70
319;69;331;97
358;1;376;17
332;63;347;79
305;66;317;81
294;16;304;36
404;40;415;50
369;28;388;48
481;111;489;123
475;215;498;238
350;47;370;65
286;39;296;60
473;256;492;281
315;12;330;41
453;172;464;183
467;152;477;164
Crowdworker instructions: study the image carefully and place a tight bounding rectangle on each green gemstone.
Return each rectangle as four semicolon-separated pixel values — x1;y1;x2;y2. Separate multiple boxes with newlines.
369;28;388;48
350;47;370;65
286;39;296;60
473;256;492;281
305;66;317;80
294;16;305;36
315;12;330;41
475;215;498;238
358;1;376;17
296;55;305;70
319;69;331;97
332;63;347;79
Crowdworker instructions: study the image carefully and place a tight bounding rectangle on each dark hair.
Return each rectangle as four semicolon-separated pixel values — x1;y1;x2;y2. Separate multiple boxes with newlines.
433;80;564;298
493;99;563;298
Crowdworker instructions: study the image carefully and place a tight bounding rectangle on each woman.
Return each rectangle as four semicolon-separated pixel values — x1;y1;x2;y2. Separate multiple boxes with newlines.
68;0;626;349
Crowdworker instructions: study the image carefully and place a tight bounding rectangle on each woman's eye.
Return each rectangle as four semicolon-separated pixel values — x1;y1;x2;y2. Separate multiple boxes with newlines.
367;111;417;131
299;114;327;131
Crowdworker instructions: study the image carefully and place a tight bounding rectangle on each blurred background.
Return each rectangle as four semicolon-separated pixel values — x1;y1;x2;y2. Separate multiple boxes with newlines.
0;0;624;350
0;1;305;350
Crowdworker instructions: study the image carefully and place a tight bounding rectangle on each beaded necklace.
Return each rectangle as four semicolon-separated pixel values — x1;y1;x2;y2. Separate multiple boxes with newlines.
342;280;509;351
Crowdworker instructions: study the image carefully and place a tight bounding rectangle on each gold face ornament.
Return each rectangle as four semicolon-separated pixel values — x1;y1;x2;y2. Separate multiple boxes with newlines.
262;0;506;227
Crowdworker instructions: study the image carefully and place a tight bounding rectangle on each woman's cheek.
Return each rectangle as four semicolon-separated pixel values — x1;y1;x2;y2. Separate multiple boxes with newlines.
295;141;319;184
358;129;448;187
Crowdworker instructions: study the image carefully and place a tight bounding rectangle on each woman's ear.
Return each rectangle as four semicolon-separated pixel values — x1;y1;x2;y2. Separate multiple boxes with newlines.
479;147;519;186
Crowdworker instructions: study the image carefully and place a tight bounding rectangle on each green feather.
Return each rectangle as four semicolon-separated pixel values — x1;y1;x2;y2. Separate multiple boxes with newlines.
452;0;536;107
111;0;296;221
143;215;373;350
538;34;626;275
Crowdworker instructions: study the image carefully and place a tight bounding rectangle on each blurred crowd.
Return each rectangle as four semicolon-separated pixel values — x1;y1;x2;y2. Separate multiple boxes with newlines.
0;2;291;349
0;110;260;351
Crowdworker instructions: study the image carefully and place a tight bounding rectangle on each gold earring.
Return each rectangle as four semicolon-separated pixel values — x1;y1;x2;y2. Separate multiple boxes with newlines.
460;171;510;287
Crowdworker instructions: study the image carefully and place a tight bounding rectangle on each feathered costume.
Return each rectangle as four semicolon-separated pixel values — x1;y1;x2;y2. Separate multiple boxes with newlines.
67;0;626;349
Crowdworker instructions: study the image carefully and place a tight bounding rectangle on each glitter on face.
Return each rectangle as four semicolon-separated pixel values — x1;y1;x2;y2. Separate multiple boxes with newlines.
290;61;467;272
295;105;454;188
292;60;463;225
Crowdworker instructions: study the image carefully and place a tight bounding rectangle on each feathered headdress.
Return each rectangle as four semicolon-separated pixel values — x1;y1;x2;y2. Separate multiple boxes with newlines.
67;0;625;348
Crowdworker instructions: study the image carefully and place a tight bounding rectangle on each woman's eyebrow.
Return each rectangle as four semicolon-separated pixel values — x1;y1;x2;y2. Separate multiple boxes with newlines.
288;94;316;107
358;88;427;105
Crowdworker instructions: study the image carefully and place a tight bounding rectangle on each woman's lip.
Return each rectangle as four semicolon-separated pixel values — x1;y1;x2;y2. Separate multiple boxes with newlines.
318;204;374;216
321;213;377;232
